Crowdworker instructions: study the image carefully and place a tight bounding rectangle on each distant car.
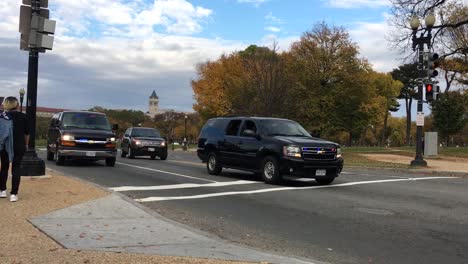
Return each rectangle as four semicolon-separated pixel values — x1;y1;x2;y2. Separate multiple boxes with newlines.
197;117;343;185
46;111;118;166
120;127;168;160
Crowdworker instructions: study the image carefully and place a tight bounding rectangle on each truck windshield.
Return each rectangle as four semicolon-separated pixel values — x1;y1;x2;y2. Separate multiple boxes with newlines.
61;113;111;130
132;128;161;138
259;119;311;137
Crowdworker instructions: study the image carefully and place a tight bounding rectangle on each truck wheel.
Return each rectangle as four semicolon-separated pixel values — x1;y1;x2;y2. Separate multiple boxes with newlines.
47;148;54;161
106;157;116;167
315;176;335;185
207;152;222;175
261;156;281;184
128;147;135;159
159;152;168;160
55;148;65;166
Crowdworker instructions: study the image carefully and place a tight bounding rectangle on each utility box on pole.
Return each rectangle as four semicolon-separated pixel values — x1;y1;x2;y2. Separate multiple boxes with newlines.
424;132;438;158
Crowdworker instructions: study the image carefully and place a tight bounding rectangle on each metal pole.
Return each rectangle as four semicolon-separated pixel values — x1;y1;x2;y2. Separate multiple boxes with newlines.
411;33;427;167
20;0;46;176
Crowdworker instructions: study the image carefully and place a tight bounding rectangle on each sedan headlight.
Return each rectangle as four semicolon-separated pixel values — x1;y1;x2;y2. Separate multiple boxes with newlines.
283;146;301;158
336;147;342;158
62;135;75;141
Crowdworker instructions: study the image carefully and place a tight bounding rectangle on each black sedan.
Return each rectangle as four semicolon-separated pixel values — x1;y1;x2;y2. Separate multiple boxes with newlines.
120;127;168;160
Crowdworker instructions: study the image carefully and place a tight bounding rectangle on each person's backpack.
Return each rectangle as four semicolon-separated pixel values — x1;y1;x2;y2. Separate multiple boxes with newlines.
0;112;14;162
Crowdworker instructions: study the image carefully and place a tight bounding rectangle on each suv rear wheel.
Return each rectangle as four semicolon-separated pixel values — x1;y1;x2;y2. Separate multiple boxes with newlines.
261;156;281;184
207;152;222;175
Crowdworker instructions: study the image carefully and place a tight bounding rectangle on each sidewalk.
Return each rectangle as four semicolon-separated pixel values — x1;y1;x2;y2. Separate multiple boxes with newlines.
0;170;313;264
360;154;468;175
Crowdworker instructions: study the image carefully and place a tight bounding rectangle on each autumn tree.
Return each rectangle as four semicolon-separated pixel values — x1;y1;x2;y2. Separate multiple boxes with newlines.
431;91;467;146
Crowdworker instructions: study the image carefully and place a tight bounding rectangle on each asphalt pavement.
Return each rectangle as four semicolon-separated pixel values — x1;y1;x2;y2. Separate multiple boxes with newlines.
38;150;468;264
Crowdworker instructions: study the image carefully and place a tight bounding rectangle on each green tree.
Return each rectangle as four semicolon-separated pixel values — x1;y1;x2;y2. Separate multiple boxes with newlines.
431;91;467;146
391;63;419;145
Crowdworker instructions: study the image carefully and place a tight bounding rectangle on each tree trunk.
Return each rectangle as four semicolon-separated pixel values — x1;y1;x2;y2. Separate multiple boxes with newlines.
348;131;352;147
381;110;389;147
446;136;449;147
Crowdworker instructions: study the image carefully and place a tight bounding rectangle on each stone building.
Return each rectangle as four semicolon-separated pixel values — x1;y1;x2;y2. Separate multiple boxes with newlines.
148;90;159;116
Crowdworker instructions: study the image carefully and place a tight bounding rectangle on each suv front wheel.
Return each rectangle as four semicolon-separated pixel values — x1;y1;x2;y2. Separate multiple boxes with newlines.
207;152;222;175
261;156;281;184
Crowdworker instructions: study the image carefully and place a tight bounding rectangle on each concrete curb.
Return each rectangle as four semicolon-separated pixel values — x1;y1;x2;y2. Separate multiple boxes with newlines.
347;165;468;178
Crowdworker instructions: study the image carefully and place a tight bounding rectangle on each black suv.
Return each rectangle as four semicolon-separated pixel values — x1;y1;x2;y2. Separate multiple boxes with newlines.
47;111;118;166
197;117;343;184
120;127;168;160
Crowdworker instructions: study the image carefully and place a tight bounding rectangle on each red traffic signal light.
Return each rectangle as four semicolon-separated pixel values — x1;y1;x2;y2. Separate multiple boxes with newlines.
425;83;434;102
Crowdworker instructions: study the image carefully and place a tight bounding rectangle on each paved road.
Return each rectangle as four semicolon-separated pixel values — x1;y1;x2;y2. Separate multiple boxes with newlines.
39;150;468;264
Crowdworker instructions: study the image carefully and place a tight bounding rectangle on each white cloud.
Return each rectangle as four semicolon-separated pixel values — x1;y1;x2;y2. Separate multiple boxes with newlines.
324;0;390;8
349;21;400;72
265;12;284;24
237;0;269;6
265;26;281;33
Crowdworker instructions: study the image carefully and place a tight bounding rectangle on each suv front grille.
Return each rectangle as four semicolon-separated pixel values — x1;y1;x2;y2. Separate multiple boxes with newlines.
302;147;336;161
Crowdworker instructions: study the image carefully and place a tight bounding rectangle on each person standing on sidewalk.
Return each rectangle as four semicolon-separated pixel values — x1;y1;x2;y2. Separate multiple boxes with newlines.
0;96;29;202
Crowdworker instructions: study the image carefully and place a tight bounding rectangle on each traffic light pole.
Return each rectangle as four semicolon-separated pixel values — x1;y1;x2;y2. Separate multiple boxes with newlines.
20;0;46;176
410;32;430;167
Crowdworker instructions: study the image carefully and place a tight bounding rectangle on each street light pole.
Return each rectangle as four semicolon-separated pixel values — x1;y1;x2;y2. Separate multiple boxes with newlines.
19;88;25;113
20;0;45;176
409;15;434;167
184;115;188;151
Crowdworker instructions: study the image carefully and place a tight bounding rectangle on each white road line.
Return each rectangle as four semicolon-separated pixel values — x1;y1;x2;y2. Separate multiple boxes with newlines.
135;177;459;203
110;180;257;192
116;162;216;183
167;160;205;167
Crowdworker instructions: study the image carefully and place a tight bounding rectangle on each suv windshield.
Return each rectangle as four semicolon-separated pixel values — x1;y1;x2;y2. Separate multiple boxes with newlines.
259;119;311;137
61;113;111;130
132;128;161;138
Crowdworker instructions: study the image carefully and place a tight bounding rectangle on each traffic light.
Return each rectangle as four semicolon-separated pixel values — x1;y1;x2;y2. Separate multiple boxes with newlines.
434;85;441;101
427;52;439;78
19;0;55;51
425;83;434;102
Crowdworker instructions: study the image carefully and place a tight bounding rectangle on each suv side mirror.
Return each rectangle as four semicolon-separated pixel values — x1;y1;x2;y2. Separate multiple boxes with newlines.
242;129;257;138
310;130;320;138
112;124;119;131
53;119;60;127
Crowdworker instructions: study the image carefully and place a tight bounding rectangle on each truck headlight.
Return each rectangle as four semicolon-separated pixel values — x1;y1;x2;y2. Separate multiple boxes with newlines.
283;146;301;158
337;147;342;158
62;135;75;141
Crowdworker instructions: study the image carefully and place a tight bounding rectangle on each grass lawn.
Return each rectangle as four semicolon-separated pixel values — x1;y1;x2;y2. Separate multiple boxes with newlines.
342;146;468;168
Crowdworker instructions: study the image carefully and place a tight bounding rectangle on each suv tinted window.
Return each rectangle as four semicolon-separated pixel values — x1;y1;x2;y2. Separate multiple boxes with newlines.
240;120;257;136
226;120;242;136
258;119;310;137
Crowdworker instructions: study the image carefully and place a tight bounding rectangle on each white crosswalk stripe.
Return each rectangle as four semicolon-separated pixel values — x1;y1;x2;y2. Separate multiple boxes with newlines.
110;180;257;192
134;177;459;203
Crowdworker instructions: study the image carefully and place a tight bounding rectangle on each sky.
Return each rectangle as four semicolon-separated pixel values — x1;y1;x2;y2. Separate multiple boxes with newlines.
0;0;409;115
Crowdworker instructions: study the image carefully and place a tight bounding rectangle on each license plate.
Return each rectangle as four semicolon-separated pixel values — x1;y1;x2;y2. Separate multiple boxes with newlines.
86;151;96;157
148;148;155;152
315;169;327;176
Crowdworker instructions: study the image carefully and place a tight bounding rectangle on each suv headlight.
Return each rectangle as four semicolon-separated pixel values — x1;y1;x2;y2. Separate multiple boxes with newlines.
283;146;301;158
107;137;116;142
62;135;75;141
336;147;342;158
161;141;166;147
